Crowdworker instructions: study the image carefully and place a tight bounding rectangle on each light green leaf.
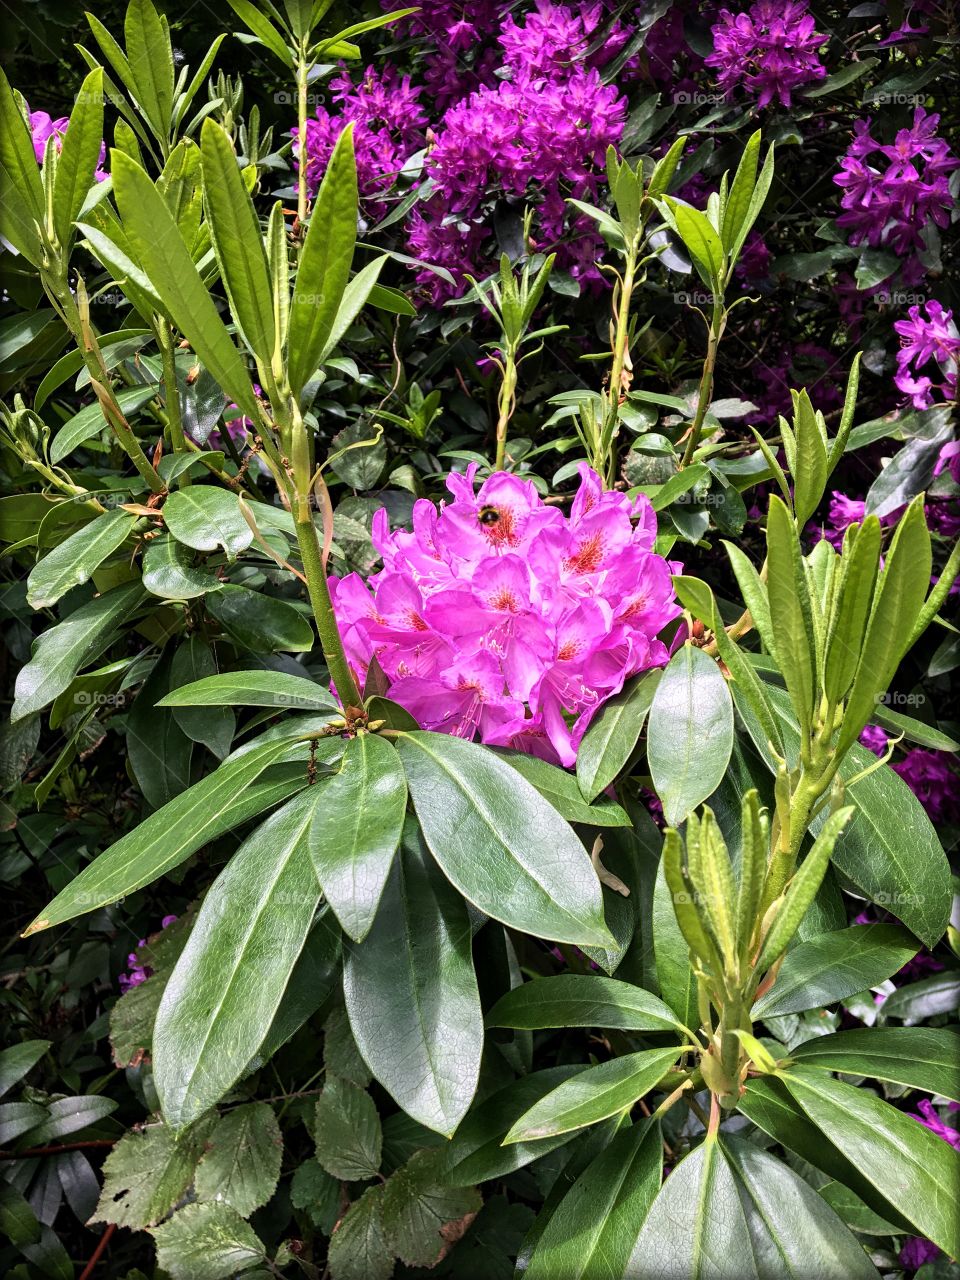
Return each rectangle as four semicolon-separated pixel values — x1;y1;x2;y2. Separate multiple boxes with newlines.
125;0;174;138
154;788;323;1127
576;670;660;803
150;1201;265;1280
791;1027;960;1101
52;66;104;247
158;670;338;712
27;510;136;609
50;383;160;463
397;731;613;948
765;495;816;736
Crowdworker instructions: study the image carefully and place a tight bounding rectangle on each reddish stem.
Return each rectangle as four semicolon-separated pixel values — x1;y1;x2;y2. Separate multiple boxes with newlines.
79;1223;116;1280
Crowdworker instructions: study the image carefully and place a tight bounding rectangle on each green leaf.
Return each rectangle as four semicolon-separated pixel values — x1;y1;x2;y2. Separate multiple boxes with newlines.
342;821;482;1135
524;1119;662;1280
126;650;195;808
163;487;253;559
287;125;358;395
111;150;258;420
792;390;829;526
0;1101;47;1144
310;732;406;941
663;198;725;286
781;1067;960;1257
154;788;323;1127
728;139;774;265
652;844;698;1030
200;120;275;364
765;495;817;736
125;0;175;138
822;517;880;704
504;1047;681;1143
575;670;660;803
719;1136;880;1278
791;1027;960;1101
49;382;160;463
496;749;630;826
0;67;45;251
158;669;338;712
194;1103;282;1217
647;645;734;826
628;1137;757;1277
150;1202;265;1280
52;66;104;248
23;733;296;933
721;129;760;255
168;638;235;760
880;971;960;1023
92;1120;213;1229
206;586;314;652
224;0;295;68
142;534;224;599
23;1094;117;1143
486;974;683;1033
753;923;919;1018
438;1068;584;1186
12;580;144;722
313;1075;382;1180
381;1149;481;1267
26;510;136;609
397;731;613;948
0;1040;50;1098
326;1186;392;1280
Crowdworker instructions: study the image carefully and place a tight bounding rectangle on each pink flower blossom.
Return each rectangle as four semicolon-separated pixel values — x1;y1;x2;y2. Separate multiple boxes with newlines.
29;105;107;181
909;1098;960;1149
894;300;960;409
706;0;827;108
331;466;681;766
118;914;178;991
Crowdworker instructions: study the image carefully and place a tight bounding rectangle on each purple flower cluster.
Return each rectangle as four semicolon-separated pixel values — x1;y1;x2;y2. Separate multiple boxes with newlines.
834;108;958;281
706;0;827;107
295;66;427;216
29;104;107;181
859;726;960;825
331;465;680;766
118;914;178;991
893;300;960;410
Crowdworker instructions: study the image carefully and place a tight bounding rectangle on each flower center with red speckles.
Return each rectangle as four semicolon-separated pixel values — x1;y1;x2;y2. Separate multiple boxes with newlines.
407;610;429;631
557;639;580;661
565;531;604;573
480;507;519;545
620;594;648;620
489;588;519;612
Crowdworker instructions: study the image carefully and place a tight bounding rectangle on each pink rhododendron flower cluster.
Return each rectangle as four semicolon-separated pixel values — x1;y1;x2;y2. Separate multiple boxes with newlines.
331;465;681;766
893;299;960;409
706;0;827;107
29;104;107;181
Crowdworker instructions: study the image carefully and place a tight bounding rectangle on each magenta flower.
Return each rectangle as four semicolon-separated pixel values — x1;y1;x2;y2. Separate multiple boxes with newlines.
909;1098;960;1150
899;1238;940;1272
331;466;681;766
118;914;178;991
706;0;827;107
28;104;107;181
892;749;960;824
859;724;889;756
894;300;960;410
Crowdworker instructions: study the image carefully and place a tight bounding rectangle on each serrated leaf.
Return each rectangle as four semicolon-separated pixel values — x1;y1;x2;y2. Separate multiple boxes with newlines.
327;1186;393;1280
92;1119;213;1229
381;1150;480;1267
194;1103;282;1217
314;1075;382;1180
150;1201;265;1280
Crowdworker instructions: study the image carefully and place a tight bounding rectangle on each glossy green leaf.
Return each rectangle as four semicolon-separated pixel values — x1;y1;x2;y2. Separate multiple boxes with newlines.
22;1094;117;1144
342;821;482;1136
111;150;258;420
647;645;734;826
159;670;338;712
663;198;725;286
125;0;174;137
154;787;323;1128
12;581;144;722
652;847;698;1030
781;1067;960;1257
50;382;160;463
524;1119;662;1280
206;586;314;652
753;924;919;1018
791;1027;960;1101
397;731;613;948
0;1040;51;1098
486;974;683;1033
718;1136;880;1278
162;487;253;559
168;639;235;760
720;129;760;255
23;735;295;933
765;495;816;735
142;534;224;600
52;66;104;247
0;67;45;258
310;732;406;941
822;517;880;703
497;749;630;826
200;119;275;364
26;510;136;609
576;670;660;803
504;1047;681;1143
287;125;357;395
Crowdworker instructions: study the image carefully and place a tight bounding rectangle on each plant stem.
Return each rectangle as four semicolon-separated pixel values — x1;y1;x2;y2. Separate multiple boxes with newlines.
295;506;362;708
604;243;638;487
296;47;310;229
158;322;188;482
494;354;518;472
680;306;723;469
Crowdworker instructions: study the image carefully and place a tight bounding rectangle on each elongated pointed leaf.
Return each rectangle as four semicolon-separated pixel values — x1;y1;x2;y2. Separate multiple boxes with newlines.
791;1027;960;1101
125;0;174;138
154;788;323;1127
823;518;880;703
525;1120;663;1280
576;670;660;803
396;731;613;948
158;671;338;712
753;923;919;1018
647;645;734;826
792;390;828;526
721;130;761;253
23;736;296;934
342;821;482;1136
0;67;45;239
13;581;144;722
26;510;136;609
765;495;817;735
486;975;683;1033
781;1067;960;1257
50;382;160;463
310;732;406;941
200;120;275;364
287;125;357;395
504;1047;681;1143
663;198;725;287
496;749;630;826
111;150;258;420
52;67;104;248
652;847;698;1030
